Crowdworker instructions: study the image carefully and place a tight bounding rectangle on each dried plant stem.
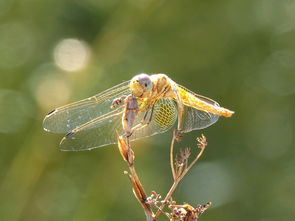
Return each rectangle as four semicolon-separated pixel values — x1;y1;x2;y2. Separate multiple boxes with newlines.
118;136;155;221
118;132;208;221
129;166;155;221
170;130;176;180
178;144;206;181
155;180;179;218
154;133;207;219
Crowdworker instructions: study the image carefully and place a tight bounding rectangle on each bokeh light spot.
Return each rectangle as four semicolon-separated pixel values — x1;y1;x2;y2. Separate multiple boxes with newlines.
35;76;71;111
0;22;34;69
0;90;34;134
29;63;72;111
53;38;90;72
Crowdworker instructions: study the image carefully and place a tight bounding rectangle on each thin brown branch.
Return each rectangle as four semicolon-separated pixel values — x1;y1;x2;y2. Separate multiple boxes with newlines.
170;130;176;180
118;136;155;221
154;180;179;218
154;134;208;219
118;132;208;221
178;142;206;181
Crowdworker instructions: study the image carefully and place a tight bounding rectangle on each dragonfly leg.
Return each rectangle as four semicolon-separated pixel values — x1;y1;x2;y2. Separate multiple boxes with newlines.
142;107;150;123
122;95;139;137
127;105;155;137
148;105;155;123
172;85;185;134
127;122;149;137
111;95;127;109
141;105;155;124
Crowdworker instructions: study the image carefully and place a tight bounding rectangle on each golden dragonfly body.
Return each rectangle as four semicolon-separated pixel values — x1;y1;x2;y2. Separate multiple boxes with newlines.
43;73;234;151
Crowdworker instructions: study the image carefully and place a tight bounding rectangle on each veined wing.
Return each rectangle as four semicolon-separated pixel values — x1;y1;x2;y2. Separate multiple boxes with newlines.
60;106;125;151
43;81;130;133
176;84;220;132
130;98;177;140
60;98;177;151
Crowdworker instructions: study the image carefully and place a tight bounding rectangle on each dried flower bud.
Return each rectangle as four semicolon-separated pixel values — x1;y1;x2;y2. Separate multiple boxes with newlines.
196;134;207;150
167;202;211;221
117;136;134;165
180;147;191;160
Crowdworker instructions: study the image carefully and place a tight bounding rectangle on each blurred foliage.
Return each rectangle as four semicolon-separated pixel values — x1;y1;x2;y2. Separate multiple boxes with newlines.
0;0;295;220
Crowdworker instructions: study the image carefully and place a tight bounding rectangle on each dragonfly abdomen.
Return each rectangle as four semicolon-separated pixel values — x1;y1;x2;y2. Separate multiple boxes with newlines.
178;88;234;117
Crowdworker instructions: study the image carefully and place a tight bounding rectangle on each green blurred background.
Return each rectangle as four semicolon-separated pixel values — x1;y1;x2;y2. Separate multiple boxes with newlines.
0;0;294;220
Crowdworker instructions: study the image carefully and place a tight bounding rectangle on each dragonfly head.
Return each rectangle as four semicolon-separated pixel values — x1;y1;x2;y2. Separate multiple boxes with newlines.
130;73;153;97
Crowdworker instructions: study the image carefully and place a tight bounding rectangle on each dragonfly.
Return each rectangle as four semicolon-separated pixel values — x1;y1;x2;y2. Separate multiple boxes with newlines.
43;73;234;151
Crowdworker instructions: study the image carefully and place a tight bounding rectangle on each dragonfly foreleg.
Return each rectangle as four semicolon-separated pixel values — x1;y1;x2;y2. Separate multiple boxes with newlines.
111;95;127;109
122;95;139;137
127;122;149;138
141;104;155;124
128;104;155;137
148;105;154;123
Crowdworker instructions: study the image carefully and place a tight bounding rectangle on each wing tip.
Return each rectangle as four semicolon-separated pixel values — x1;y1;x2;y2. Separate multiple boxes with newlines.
65;131;75;137
46;109;56;116
43;109;57;132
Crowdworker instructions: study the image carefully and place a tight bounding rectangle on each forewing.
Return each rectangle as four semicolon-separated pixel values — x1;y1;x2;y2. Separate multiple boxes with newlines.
130;98;177;141
60;106;125;151
47;78;218;150
60;98;177;151
176;85;220;132
43;81;130;133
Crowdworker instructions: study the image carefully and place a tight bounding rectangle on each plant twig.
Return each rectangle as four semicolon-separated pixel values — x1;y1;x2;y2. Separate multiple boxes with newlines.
118;136;155;221
117;132;208;221
170;130;176;180
154;133;208;219
178;135;207;181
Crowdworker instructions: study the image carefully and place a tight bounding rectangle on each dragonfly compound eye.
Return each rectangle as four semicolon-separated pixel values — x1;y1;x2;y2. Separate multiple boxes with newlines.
137;73;152;91
130;73;152;97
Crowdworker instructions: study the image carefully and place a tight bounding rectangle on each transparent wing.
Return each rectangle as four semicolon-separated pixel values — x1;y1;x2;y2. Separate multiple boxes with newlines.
176;85;220;132
130;98;177;141
60;106;125;151
181;105;219;132
60;98;177;151
43;81;130;133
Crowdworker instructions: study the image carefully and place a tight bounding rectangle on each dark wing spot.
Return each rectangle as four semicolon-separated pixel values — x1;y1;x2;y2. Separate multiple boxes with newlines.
47;109;56;115
65;131;74;137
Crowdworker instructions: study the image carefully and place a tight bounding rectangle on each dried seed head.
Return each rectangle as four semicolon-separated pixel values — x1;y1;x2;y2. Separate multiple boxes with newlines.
180;147;191;160
146;191;162;206
167;202;211;221
175;157;184;167
195;202;212;216
196;134;207;150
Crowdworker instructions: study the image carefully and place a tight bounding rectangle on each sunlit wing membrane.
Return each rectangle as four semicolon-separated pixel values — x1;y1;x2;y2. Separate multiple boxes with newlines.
60;98;177;151
43;81;130;133
130;98;177;140
176;85;220;132
181;106;219;132
60;107;125;151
